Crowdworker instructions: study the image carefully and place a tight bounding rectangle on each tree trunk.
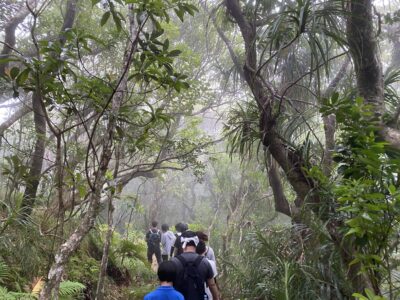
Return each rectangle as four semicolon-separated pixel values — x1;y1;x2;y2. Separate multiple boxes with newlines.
21;0;79;218
266;151;291;217
39;8;139;299
347;0;384;117
95;197;114;300
59;0;78;45
95;143;121;300
21;92;46;217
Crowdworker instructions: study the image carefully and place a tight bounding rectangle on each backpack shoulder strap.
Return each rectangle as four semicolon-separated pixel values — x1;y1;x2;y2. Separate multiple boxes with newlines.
194;255;204;267
176;255;187;267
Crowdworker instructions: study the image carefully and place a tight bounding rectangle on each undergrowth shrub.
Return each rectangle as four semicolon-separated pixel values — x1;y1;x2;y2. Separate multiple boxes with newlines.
222;226;351;299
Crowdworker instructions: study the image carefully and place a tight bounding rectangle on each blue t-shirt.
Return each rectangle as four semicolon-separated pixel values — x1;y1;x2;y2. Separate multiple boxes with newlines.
144;286;184;300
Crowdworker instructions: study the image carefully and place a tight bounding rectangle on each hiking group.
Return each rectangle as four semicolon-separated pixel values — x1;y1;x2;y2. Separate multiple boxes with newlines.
144;221;220;300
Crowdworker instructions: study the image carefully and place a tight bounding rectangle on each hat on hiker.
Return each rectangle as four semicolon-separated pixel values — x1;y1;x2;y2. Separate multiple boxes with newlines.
181;230;199;248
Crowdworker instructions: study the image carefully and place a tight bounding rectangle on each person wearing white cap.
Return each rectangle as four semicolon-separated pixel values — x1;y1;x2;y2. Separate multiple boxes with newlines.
171;231;219;300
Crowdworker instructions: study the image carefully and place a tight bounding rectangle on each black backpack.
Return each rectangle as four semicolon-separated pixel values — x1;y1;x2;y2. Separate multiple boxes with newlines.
175;235;183;256
175;255;206;300
148;229;160;246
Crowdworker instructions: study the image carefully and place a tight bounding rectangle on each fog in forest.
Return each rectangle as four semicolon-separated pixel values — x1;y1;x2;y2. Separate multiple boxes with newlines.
0;0;400;299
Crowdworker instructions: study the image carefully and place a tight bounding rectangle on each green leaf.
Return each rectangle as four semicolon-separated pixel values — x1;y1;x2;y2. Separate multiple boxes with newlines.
369;255;382;263
345;227;361;237
168;49;181;57
348;257;360;266
182;4;198;16
174;8;184;22
16;68;30;86
0;56;19;65
352;293;368;300
116;126;125;139
151;29;164;40
100;11;111;26
91;0;101;5
361;212;373;221
388;184;396;195
105;170;113;180
163;39;169;51
364;288;376;299
355;96;364;106
10;67;19;79
78;185;86;198
331;91;339;103
111;11;122;32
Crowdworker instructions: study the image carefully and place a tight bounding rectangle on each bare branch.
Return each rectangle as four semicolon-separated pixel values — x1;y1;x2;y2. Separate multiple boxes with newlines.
0;0;37;76
0;104;31;137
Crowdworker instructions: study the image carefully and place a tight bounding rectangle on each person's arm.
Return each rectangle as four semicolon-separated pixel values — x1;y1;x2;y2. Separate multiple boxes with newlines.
171;233;177;245
161;233;166;248
208;246;216;262
207;278;220;300
168;233;176;256
204;259;219;299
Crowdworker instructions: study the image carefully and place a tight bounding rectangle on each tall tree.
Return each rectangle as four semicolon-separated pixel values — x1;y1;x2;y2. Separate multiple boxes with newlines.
21;0;79;217
216;0;394;293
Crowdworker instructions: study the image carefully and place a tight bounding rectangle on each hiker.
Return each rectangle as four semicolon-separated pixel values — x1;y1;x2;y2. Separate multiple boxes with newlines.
197;231;216;263
146;221;162;264
196;240;219;300
161;223;176;261
172;230;219;300
144;261;184;300
171;222;187;257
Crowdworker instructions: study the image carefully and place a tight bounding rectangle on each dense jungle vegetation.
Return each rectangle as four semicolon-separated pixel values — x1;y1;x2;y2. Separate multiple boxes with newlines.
1;0;400;299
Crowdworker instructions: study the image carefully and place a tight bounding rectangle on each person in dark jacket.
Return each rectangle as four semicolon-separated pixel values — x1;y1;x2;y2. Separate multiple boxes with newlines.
146;221;162;264
171;222;188;257
171;231;219;300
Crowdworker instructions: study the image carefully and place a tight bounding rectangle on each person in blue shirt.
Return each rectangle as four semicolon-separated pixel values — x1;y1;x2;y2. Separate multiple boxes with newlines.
144;261;184;300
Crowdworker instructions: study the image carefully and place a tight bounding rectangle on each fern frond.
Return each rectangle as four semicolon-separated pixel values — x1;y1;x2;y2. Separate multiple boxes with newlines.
58;281;85;297
0;286;36;300
0;260;11;283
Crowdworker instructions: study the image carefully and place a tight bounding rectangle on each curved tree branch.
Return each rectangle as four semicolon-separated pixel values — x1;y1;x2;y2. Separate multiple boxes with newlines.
0;0;36;76
0;104;31;137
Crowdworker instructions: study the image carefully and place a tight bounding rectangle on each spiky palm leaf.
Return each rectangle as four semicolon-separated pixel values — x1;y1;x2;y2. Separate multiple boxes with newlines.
257;0;346;78
224;100;261;160
384;68;400;118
